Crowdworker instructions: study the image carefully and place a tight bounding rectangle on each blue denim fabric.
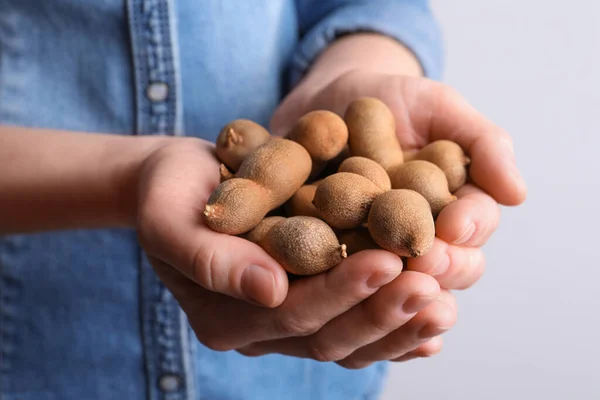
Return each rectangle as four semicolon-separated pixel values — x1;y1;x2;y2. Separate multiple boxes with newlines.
0;1;443;399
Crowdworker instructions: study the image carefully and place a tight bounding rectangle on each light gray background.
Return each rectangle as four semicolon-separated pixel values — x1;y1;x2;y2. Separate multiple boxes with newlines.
382;1;600;399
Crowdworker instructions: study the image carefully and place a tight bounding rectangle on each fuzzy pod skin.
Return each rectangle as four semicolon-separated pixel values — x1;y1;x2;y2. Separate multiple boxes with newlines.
285;181;321;218
410;140;471;192
205;138;312;235
368;189;435;258
287;110;349;163
235;138;312;205
259;216;347;276
344;97;403;170
242;216;286;244
388;160;457;217
216;119;271;171
338;157;391;191
336;227;381;256
204;179;270;235
313;172;384;230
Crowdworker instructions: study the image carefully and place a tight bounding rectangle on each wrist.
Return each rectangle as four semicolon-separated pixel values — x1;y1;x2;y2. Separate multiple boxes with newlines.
108;135;169;228
271;33;424;134
294;33;424;102
0;127;172;233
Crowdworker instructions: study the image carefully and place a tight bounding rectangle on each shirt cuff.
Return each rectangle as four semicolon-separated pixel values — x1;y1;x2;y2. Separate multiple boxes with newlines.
290;1;445;86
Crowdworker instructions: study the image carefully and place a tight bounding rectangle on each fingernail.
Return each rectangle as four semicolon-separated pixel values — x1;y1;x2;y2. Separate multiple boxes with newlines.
452;223;476;245
241;265;275;306
403;294;436;314
430;253;450;276
367;269;399;289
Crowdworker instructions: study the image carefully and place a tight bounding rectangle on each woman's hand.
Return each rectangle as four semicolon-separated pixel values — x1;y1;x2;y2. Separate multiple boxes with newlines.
135;138;454;369
0;125;445;369
266;62;527;364
272;69;527;290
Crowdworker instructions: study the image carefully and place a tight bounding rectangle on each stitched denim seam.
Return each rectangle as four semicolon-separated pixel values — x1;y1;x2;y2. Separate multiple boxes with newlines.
128;0;178;136
0;9;27;124
0;239;23;395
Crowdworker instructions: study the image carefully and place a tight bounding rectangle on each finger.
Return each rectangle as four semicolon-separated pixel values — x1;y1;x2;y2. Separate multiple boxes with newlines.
142;213;288;307
425;81;527;206
435;184;501;247
148;256;286;352
268;250;403;339
239;271;439;361
407;238;486;290
391;336;444;362
339;290;456;366
305;271;439;361
336;337;445;369
138;145;288;307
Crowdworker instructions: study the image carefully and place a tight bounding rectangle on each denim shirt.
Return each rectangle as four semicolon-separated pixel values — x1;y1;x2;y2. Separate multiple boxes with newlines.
0;1;443;399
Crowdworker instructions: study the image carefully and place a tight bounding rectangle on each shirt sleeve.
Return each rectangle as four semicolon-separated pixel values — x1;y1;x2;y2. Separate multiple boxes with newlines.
291;0;444;85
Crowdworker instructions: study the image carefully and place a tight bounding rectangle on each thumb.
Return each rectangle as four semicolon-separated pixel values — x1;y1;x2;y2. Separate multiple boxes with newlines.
270;87;312;137
140;212;289;308
188;228;289;307
137;143;289;308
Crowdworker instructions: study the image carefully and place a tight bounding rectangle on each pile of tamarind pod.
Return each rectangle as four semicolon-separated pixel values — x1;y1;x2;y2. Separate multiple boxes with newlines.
204;97;471;277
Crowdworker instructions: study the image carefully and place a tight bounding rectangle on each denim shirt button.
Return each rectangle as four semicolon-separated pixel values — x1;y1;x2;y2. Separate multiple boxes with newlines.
158;374;181;392
146;82;169;102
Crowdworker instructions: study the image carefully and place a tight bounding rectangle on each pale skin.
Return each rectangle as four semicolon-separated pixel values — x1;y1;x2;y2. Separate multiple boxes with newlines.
0;34;526;368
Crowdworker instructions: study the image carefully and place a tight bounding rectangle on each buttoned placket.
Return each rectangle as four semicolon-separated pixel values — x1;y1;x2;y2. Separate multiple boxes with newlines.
126;1;193;400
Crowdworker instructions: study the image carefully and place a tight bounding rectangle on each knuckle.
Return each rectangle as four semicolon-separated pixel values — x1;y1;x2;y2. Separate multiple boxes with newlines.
274;314;321;337
191;245;219;290
306;337;345;362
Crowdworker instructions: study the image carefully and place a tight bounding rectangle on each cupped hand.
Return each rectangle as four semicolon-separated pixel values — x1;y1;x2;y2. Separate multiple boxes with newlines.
134;138;455;368
272;69;528;290
269;69;527;361
136;139;288;308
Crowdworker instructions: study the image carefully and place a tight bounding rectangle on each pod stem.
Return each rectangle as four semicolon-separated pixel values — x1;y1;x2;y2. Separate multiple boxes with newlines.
409;248;423;258
203;204;214;218
219;164;235;182
340;244;348;258
226;128;242;146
